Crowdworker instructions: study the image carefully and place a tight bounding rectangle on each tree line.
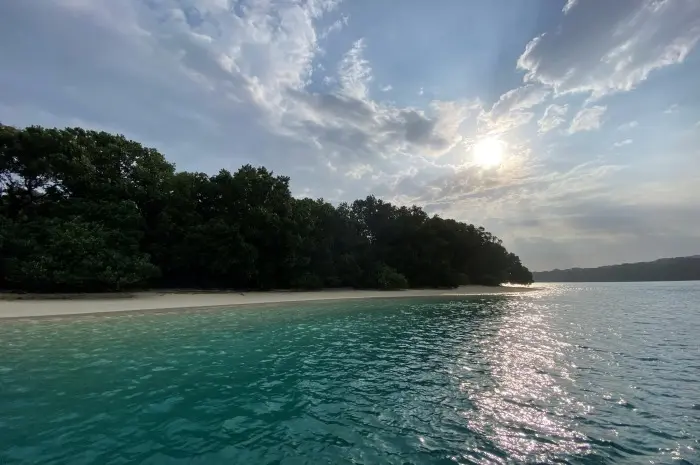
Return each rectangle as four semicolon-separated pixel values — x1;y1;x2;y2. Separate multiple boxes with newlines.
0;124;533;292
534;256;700;282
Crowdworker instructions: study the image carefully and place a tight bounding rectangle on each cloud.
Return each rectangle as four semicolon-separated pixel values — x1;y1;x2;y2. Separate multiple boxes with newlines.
272;37;477;172
380;85;393;92
618;120;639;130
480;110;535;135
337;38;373;99
0;0;483;198
664;103;679;114
320;14;349;39
568;105;607;134
285;91;476;173
613;139;633;147
481;172;700;270
385;149;615;216
379;160;639;270
346;163;373;180
538;103;568;133
490;85;550;117
480;84;550;134
562;0;578;14
517;0;700;99
518;201;700;269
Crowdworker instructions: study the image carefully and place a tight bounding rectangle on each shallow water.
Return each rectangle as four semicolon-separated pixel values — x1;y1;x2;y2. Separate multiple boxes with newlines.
1;282;698;464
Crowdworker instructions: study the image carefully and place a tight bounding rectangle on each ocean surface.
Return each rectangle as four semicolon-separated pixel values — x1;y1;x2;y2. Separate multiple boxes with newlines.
1;283;698;464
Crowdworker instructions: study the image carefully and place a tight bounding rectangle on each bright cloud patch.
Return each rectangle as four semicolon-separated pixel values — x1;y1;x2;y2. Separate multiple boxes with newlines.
568;106;607;134
517;0;700;99
538;104;568;133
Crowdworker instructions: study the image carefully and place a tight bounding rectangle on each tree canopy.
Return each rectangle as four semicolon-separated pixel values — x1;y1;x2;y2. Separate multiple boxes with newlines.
0;124;533;292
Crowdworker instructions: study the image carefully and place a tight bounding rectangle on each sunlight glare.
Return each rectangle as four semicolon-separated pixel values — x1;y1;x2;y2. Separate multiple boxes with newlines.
473;138;505;168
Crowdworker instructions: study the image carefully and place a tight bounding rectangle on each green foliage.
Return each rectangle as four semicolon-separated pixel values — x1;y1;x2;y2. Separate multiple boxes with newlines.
3;216;158;292
0;124;534;293
376;265;409;290
291;272;324;290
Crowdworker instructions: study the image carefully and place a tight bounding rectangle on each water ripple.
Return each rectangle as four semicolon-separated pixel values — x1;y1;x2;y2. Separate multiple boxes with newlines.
1;282;699;464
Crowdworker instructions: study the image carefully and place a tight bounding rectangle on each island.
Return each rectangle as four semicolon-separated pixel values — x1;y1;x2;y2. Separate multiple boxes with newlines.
533;256;700;282
0;124;533;297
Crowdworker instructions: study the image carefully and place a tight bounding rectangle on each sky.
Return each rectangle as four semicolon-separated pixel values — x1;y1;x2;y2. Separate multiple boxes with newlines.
1;0;699;271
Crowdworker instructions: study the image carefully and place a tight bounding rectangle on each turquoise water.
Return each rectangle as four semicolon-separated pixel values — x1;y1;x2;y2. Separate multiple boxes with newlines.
1;283;698;464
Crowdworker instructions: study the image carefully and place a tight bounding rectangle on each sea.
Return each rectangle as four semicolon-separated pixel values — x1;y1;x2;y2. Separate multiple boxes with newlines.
0;282;698;464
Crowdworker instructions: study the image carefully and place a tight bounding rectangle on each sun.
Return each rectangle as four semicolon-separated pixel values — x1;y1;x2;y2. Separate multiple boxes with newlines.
473;137;505;168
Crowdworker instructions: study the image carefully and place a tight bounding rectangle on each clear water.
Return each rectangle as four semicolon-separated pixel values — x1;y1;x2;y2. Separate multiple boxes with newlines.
1;283;698;464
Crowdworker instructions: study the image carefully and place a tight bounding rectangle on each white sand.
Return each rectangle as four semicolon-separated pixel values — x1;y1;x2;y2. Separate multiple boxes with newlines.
0;286;533;319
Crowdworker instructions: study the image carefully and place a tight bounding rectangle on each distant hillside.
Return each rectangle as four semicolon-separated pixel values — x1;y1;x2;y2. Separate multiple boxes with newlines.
534;256;700;282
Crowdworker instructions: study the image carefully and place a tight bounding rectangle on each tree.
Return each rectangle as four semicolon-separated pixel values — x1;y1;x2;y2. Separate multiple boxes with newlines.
3;212;158;292
376;265;409;290
0;123;534;292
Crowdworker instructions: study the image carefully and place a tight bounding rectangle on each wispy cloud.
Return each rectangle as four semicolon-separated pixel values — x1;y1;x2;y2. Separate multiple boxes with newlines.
538;103;568;133
338;38;373;99
568;106;607;134
613;139;633;148
480;84;550;134
618;120;638;131
562;0;578;14
320;14;349;39
517;0;700;99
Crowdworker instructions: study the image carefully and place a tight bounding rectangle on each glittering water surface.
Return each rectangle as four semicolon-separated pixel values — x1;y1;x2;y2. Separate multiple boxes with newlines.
1;283;699;464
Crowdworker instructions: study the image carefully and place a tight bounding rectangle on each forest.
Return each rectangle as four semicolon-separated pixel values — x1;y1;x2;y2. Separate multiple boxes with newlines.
534;256;700;282
0;124;533;292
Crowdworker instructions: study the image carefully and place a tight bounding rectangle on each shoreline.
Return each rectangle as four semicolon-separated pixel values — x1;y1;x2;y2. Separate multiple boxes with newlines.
0;286;534;319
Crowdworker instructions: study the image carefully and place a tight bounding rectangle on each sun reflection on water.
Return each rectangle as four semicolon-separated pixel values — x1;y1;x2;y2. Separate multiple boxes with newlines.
3;284;698;463
455;290;594;462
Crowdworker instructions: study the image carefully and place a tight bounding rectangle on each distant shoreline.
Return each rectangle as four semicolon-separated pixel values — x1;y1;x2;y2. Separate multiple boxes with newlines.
0;286;534;319
533;255;700;282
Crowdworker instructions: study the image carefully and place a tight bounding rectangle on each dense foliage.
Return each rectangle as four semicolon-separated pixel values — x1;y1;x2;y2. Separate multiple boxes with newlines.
534;256;700;282
0;124;533;292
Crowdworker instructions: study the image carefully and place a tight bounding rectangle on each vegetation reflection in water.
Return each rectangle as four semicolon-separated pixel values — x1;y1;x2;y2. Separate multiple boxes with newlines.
1;284;699;463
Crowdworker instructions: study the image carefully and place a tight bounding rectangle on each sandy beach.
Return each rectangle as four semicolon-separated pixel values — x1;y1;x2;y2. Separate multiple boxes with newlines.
0;286;533;319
